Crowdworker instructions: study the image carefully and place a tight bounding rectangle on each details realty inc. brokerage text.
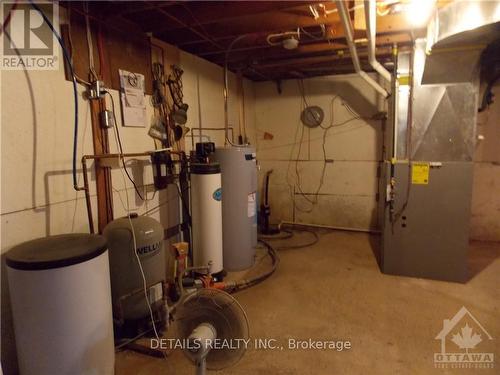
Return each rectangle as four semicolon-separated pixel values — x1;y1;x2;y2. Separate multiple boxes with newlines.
151;338;352;351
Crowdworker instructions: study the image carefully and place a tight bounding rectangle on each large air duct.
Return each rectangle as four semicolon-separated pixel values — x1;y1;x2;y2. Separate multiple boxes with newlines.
335;0;389;98
422;0;500;84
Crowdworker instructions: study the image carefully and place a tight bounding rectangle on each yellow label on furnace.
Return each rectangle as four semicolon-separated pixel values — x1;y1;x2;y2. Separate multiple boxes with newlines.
412;162;430;184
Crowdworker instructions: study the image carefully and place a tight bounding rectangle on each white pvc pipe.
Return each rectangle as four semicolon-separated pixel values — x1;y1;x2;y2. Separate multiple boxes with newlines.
335;0;389;98
364;0;392;83
279;220;380;234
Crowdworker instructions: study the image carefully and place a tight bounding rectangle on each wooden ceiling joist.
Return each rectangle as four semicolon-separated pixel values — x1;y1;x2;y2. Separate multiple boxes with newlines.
78;1;424;81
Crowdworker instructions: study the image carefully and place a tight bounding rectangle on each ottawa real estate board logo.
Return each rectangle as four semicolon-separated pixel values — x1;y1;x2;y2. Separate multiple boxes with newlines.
435;306;494;369
1;1;59;70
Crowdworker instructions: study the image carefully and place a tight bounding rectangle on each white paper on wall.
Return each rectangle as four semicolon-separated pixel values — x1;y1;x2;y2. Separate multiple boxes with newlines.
119;69;146;127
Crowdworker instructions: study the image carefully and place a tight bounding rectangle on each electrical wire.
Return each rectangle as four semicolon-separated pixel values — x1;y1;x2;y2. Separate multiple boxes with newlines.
292;80;373;213
83;2;98;81
293;80;327;211
111;116;165;356
65;5;91;86
300;25;326;41
29;1;79;191
1;0;19;36
96;24;106;79
392;48;415;226
174;181;192;225
139;185;189;217
105;91;155;202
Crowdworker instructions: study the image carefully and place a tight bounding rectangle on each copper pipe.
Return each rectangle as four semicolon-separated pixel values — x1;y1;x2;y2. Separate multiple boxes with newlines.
78;150;184;233
81;157;94;233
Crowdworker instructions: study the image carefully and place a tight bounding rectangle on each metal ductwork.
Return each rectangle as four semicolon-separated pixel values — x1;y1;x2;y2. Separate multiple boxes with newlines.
422;0;500;84
335;0;389;98
364;0;392;83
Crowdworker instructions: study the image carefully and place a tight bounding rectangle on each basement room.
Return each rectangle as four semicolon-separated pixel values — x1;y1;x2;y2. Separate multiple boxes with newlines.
1;1;499;374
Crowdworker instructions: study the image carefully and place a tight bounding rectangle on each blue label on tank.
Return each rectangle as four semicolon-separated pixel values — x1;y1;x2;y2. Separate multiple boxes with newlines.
213;188;222;201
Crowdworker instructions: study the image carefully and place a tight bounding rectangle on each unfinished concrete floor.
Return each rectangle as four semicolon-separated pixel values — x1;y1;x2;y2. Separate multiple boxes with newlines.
116;230;500;374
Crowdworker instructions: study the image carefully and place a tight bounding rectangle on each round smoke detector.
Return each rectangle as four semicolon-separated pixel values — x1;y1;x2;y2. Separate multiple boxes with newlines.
300;106;324;128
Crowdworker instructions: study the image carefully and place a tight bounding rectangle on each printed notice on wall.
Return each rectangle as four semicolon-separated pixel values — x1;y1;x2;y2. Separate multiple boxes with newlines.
412;162;430;185
119;69;146;127
248;192;256;217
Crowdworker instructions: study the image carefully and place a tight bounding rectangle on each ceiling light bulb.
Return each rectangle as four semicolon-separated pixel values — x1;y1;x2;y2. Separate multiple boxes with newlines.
406;0;436;28
283;37;299;50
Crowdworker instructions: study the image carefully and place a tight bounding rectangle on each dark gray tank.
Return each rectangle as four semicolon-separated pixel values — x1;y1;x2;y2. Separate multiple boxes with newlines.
103;215;165;320
213;146;257;271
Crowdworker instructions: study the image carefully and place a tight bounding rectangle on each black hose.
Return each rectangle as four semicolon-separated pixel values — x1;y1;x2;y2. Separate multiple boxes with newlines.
230;240;279;292
259;228;294;240
30;1;79;190
259;227;320;250
264;170;272;206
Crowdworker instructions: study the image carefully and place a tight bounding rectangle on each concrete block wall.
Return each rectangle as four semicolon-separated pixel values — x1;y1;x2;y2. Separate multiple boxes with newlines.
254;75;386;231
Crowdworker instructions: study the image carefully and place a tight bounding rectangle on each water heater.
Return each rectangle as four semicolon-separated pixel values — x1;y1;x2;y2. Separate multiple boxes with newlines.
214;146;257;271
103;215;166;327
190;162;224;275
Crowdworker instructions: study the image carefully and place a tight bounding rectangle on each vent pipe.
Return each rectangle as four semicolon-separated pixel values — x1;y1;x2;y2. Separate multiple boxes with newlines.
335;0;389;98
364;0;392;83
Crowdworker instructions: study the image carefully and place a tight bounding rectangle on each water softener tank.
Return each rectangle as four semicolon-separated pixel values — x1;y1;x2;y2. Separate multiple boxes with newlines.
103;215;165;321
190;163;224;275
214;146;257;271
6;234;114;375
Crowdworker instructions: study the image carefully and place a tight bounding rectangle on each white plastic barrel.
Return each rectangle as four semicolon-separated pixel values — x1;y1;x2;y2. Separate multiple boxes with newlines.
190;163;224;275
6;234;114;375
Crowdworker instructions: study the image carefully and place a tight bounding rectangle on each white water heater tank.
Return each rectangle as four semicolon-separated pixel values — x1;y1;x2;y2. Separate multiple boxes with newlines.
190;162;223;275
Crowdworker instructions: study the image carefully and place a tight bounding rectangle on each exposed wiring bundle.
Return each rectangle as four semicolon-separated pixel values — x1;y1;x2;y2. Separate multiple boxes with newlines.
289;79;374;214
28;1;79;191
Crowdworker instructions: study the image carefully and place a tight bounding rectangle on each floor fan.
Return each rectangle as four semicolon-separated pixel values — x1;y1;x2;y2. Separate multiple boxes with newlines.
175;289;250;374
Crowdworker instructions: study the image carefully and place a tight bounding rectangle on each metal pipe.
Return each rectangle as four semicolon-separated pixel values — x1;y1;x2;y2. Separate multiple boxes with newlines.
334;0;389;98
196;72;202;144
191;127;235;143
279;220;380;234
81;157;95;233
364;0;392;83
79;150;184;233
224;35;248;146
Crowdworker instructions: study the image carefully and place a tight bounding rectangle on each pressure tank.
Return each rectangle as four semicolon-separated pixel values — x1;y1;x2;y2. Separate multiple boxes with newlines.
190;163;224;275
213;146;257;271
6;234;114;375
103;214;165;321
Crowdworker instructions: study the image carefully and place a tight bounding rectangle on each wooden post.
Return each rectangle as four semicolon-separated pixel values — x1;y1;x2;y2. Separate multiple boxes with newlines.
89;96;114;233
